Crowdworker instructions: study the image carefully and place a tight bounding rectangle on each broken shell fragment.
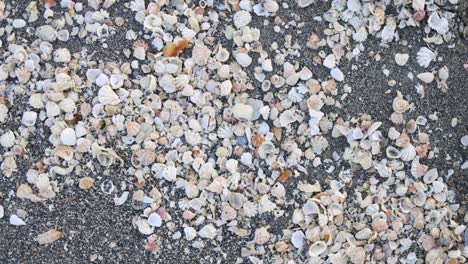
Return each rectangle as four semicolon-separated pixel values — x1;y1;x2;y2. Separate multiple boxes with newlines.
36;229;63;245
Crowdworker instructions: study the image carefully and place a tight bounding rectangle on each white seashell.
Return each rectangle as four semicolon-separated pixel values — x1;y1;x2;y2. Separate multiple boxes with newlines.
96;74;110;87
114;191;129;206
0;205;3;219
184;130;202;146
163;165;177;181
411;158;428;178
417;72;435;83
184;226;197;241
148;213;162;227
330;68;344;82
347;0;361;12
21;111;38;127
233;10;252;28
353;27;368;42
386;146;401;159
308;241;327;257
110;74;125;88
232;104;253;121
288;87;304;103
264;0;279;13
279;110;296;127
60;128;77;146
395;53;409;66
438;66;449;81
235;53;252;67
53;48;71;63
262;59;273;72
10;214;26;226
400;145;416;161
143;14;162;31
416;47;436;68
219;80;232;96
35;25;57;42
428;12;449;35
381;25;395;41
98;85;120;105
291;230;305;248
423;168;438;184
392;96;410;113
192;41;211;65
1;131;15;148
298;0;314;8
198;224;217;239
303;199;320;215
240;153;252;166
299;66;313;80
59;98;76;113
323;54;336;69
136;219;154;235
216;46;230;62
412;0;425;10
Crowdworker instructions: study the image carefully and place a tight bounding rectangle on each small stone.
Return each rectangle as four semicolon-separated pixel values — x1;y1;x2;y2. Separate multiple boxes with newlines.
79;177;95;190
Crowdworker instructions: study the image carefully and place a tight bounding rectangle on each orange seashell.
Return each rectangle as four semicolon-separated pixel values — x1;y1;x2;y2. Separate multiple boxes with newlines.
163;39;189;57
323;233;330;242
44;0;56;8
278;169;293;183
251;134;264;147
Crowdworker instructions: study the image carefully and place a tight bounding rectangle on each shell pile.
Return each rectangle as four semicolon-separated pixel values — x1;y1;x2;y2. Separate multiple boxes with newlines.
0;0;466;262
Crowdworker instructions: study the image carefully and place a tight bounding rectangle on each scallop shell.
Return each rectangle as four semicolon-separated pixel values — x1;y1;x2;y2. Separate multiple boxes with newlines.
184;130;202;146
416;47;436;68
299;66;313;80
400;144;416;161
98;85;120;105
423;168;438;184
428;12;449;35
192;41;211;65
79;177;95;190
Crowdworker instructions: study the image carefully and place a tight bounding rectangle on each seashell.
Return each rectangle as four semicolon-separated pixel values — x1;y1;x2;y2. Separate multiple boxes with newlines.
308;241;327;257
100;180;115;195
110;74;124;88
390;112;404;125
232;104;253;121
330;68;344;82
21;111;37;127
423;168;438;184
53;48;71;63
36;229;63;245
57;29;70;42
264;0;279;13
352;27;368;42
413;191;426;207
235;52;252;67
60;128;77;146
184;130;202;146
438;66;449;81
428;12;449;35
392;95;410;113
35;25;57;42
291;230;305;248
192;41;211;65
416;47;436;68
400;145;416;161
136;218;154;235
148;213;162;227
114;191;129;206
417;72;434;83
10;215;26;226
79;177;95;190
395;53;409;66
1;131;15;148
279;110;296;127
412;0;425;10
298;0;314;8
299;66;313;80
323;54;336;69
59;98;76;113
288;87;304;103
216;46;230;62
132;149;156;167
386;146;401;159
143;14;162;31
233;10;252;28
98;85;120;105
15;67;31;84
0;205;3;219
198;224;217;239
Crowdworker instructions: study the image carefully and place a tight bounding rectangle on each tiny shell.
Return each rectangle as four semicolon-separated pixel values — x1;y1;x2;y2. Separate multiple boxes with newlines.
36;229;63;245
60;128;77;146
416;47;435;68
98;86;120;105
114;191;129;206
233;10;252;28
291;230;305;248
10;214;26;226
0;205;3;219
417;72;435;83
308;241;327;257
392;96;410;113
148;212;162;227
395;53;409;66
254;227;270;244
22;111;38;127
79;177;95;190
198;224;217;239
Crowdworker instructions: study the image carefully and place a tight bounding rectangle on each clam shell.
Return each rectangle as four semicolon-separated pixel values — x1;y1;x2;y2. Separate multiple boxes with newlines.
131;149;156;167
386;146;401;159
192;41;211;65
98;85;120;105
308;241;327;257
233;10;252;28
36;229;63;245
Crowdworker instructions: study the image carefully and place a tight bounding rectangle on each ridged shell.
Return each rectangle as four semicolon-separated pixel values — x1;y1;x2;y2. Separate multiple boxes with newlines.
98;85;120;105
416;47;435;68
